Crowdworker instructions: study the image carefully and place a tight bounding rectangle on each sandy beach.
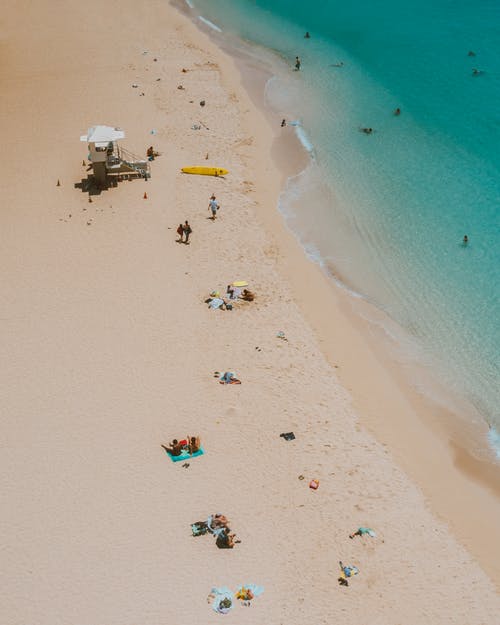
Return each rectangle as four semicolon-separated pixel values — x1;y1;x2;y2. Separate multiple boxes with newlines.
1;1;499;623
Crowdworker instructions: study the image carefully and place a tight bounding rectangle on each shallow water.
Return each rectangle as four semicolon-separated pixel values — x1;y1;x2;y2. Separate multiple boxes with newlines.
187;0;500;456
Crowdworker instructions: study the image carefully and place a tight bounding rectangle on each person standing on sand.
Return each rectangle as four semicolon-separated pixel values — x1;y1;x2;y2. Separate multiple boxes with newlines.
295;56;301;70
208;195;220;220
183;220;192;244
176;223;184;242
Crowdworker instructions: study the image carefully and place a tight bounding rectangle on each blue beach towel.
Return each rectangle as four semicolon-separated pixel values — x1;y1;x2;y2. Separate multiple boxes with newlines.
166;448;204;462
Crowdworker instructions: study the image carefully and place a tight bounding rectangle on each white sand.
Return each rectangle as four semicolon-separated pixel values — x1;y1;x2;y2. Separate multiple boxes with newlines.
1;1;499;623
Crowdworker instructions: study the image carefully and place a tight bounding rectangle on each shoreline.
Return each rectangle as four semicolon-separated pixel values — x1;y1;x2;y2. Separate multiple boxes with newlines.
178;1;500;584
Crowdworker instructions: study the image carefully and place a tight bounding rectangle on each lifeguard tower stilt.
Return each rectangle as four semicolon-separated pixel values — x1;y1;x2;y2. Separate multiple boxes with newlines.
80;125;150;186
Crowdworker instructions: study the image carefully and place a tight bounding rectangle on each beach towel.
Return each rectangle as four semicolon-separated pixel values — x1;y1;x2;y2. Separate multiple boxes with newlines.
208;298;224;309
209;587;234;614
167;448;204;462
357;527;376;538
191;522;209;536
235;584;264;602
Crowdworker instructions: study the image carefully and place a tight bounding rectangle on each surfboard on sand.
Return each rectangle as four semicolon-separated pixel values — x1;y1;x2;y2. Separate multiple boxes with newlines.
181;166;228;176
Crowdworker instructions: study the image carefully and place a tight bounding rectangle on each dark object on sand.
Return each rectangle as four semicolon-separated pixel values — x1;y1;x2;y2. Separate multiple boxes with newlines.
280;432;296;441
200;100;206;106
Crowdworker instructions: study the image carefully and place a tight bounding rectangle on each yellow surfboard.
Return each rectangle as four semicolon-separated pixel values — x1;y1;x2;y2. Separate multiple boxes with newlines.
181;166;228;177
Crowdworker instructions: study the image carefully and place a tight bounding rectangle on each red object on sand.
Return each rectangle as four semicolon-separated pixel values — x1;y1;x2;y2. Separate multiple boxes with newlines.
309;479;319;490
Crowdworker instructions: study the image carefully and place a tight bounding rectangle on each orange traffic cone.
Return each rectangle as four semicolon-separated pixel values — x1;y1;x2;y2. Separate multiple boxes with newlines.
143;192;148;199
57;179;61;186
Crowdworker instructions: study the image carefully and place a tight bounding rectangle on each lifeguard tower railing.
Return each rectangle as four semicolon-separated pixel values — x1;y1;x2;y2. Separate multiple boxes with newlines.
106;144;151;179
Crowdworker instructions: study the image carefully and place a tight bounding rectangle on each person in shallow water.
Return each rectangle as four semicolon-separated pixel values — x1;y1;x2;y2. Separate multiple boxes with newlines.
304;31;310;38
462;235;469;245
295;56;301;70
394;107;401;116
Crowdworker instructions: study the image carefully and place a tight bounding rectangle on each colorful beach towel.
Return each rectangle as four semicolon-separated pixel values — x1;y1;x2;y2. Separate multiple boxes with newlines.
235;584;264;603
208;587;234;614
167;448;204;463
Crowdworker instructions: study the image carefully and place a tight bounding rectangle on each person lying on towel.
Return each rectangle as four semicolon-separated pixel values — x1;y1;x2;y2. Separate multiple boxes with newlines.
219;372;241;384
240;289;255;301
216;527;239;549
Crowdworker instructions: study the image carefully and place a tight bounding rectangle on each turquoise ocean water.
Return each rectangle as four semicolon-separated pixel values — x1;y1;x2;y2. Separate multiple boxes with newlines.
183;0;500;456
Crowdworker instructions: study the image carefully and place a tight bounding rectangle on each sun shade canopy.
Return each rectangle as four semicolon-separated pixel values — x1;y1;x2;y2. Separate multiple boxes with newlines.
80;126;125;146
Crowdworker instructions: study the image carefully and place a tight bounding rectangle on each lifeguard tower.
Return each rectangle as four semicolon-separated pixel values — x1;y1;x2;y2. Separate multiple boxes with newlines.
80;125;150;186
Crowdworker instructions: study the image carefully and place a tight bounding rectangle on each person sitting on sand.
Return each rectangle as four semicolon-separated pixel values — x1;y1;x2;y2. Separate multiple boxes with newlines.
216;526;239;549
240;289;255;302
349;527;376;539
147;146;156;161
161;439;183;456
187;435;201;454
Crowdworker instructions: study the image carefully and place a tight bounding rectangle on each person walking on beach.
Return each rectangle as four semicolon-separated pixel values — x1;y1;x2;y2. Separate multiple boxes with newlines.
295;56;301;70
208;194;220;220
183;220;192;244
176;223;184;243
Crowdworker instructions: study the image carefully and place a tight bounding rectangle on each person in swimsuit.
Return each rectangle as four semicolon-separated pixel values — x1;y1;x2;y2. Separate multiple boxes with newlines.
216;527;237;548
295;56;301;70
183;220;192;243
161;439;183;456
188;435;201;454
176;223;184;242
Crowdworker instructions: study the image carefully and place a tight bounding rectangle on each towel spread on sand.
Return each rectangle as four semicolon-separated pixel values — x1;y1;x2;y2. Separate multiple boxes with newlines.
208;298;224;309
209;587;234;613
167;447;204;462
236;584;264;601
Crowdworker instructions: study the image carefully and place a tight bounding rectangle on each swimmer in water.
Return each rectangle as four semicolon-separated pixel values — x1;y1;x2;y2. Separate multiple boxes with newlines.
394;107;401;116
462;235;469;245
468;50;476;57
472;68;484;75
304;31;310;39
360;127;374;134
331;61;344;67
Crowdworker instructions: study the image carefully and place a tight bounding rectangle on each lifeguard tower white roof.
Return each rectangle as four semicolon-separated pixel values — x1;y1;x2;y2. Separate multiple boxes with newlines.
80;125;125;147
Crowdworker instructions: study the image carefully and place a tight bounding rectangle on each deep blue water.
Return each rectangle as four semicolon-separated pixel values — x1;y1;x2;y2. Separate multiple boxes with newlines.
185;0;500;455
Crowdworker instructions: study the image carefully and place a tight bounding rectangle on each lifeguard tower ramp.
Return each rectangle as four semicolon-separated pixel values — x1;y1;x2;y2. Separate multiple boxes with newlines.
80;125;150;185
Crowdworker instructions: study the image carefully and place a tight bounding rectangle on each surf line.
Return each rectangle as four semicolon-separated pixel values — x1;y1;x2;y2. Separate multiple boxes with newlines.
198;16;222;32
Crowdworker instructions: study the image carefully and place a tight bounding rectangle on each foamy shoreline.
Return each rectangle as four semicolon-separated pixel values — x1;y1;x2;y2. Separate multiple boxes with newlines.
1;1;498;622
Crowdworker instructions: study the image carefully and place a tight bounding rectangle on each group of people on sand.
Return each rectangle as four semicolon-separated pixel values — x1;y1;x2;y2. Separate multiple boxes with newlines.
176;193;222;245
161;436;201;457
176;220;192;244
206;285;255;310
192;513;241;549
